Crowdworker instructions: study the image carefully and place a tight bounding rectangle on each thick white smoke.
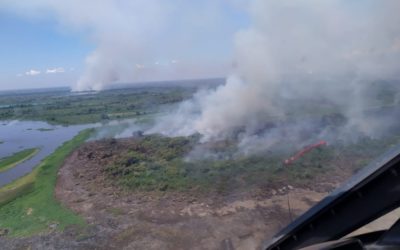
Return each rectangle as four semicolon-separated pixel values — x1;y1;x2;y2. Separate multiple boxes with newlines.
1;0;236;91
149;0;400;153
71;1;168;91
3;0;400;154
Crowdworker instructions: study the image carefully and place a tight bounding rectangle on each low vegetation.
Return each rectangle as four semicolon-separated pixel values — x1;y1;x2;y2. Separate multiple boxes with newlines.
0;129;93;236
0;148;39;173
0;84;209;125
104;134;400;194
105;135;198;191
37;128;54;132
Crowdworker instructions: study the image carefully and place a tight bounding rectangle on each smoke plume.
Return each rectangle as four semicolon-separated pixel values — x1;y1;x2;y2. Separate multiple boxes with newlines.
3;0;400;155
149;0;400;154
1;0;237;91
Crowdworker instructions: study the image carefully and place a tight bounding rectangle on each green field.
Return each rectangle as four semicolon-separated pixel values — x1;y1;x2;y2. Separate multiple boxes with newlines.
0;148;39;173
0;84;205;125
0;129;93;236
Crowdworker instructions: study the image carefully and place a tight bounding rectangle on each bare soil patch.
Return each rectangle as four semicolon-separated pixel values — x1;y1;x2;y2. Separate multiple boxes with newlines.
2;139;353;249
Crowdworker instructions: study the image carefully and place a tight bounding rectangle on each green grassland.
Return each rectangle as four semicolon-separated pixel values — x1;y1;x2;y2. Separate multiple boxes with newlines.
0;129;93;236
0;85;201;125
0;148;39;172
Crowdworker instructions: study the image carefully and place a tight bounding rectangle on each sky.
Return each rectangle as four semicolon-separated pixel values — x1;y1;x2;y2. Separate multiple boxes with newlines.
0;1;250;91
0;10;90;90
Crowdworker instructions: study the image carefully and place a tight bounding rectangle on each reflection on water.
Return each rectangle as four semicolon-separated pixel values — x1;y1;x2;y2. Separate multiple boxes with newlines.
0;118;150;187
0;120;93;187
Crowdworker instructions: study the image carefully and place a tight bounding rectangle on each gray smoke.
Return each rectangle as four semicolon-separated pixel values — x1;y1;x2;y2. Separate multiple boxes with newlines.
148;0;400;154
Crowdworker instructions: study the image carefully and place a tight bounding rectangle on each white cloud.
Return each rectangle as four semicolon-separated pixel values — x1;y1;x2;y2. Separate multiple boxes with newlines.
25;69;41;76
46;67;65;74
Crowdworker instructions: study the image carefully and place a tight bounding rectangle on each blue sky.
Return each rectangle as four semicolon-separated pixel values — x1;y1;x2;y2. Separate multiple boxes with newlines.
0;1;250;91
0;10;93;90
0;11;91;72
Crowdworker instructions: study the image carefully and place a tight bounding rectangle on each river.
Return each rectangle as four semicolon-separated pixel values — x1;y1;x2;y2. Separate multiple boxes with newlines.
0;120;93;187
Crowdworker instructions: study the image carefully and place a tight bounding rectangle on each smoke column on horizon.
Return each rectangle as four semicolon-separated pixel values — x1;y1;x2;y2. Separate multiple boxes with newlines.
72;1;167;91
1;0;237;91
148;0;400;153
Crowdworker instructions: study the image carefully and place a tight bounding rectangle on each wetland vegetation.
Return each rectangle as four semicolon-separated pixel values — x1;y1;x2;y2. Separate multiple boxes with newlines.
102;134;400;193
0;148;39;173
0;81;219;125
0;129;92;236
0;81;399;248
